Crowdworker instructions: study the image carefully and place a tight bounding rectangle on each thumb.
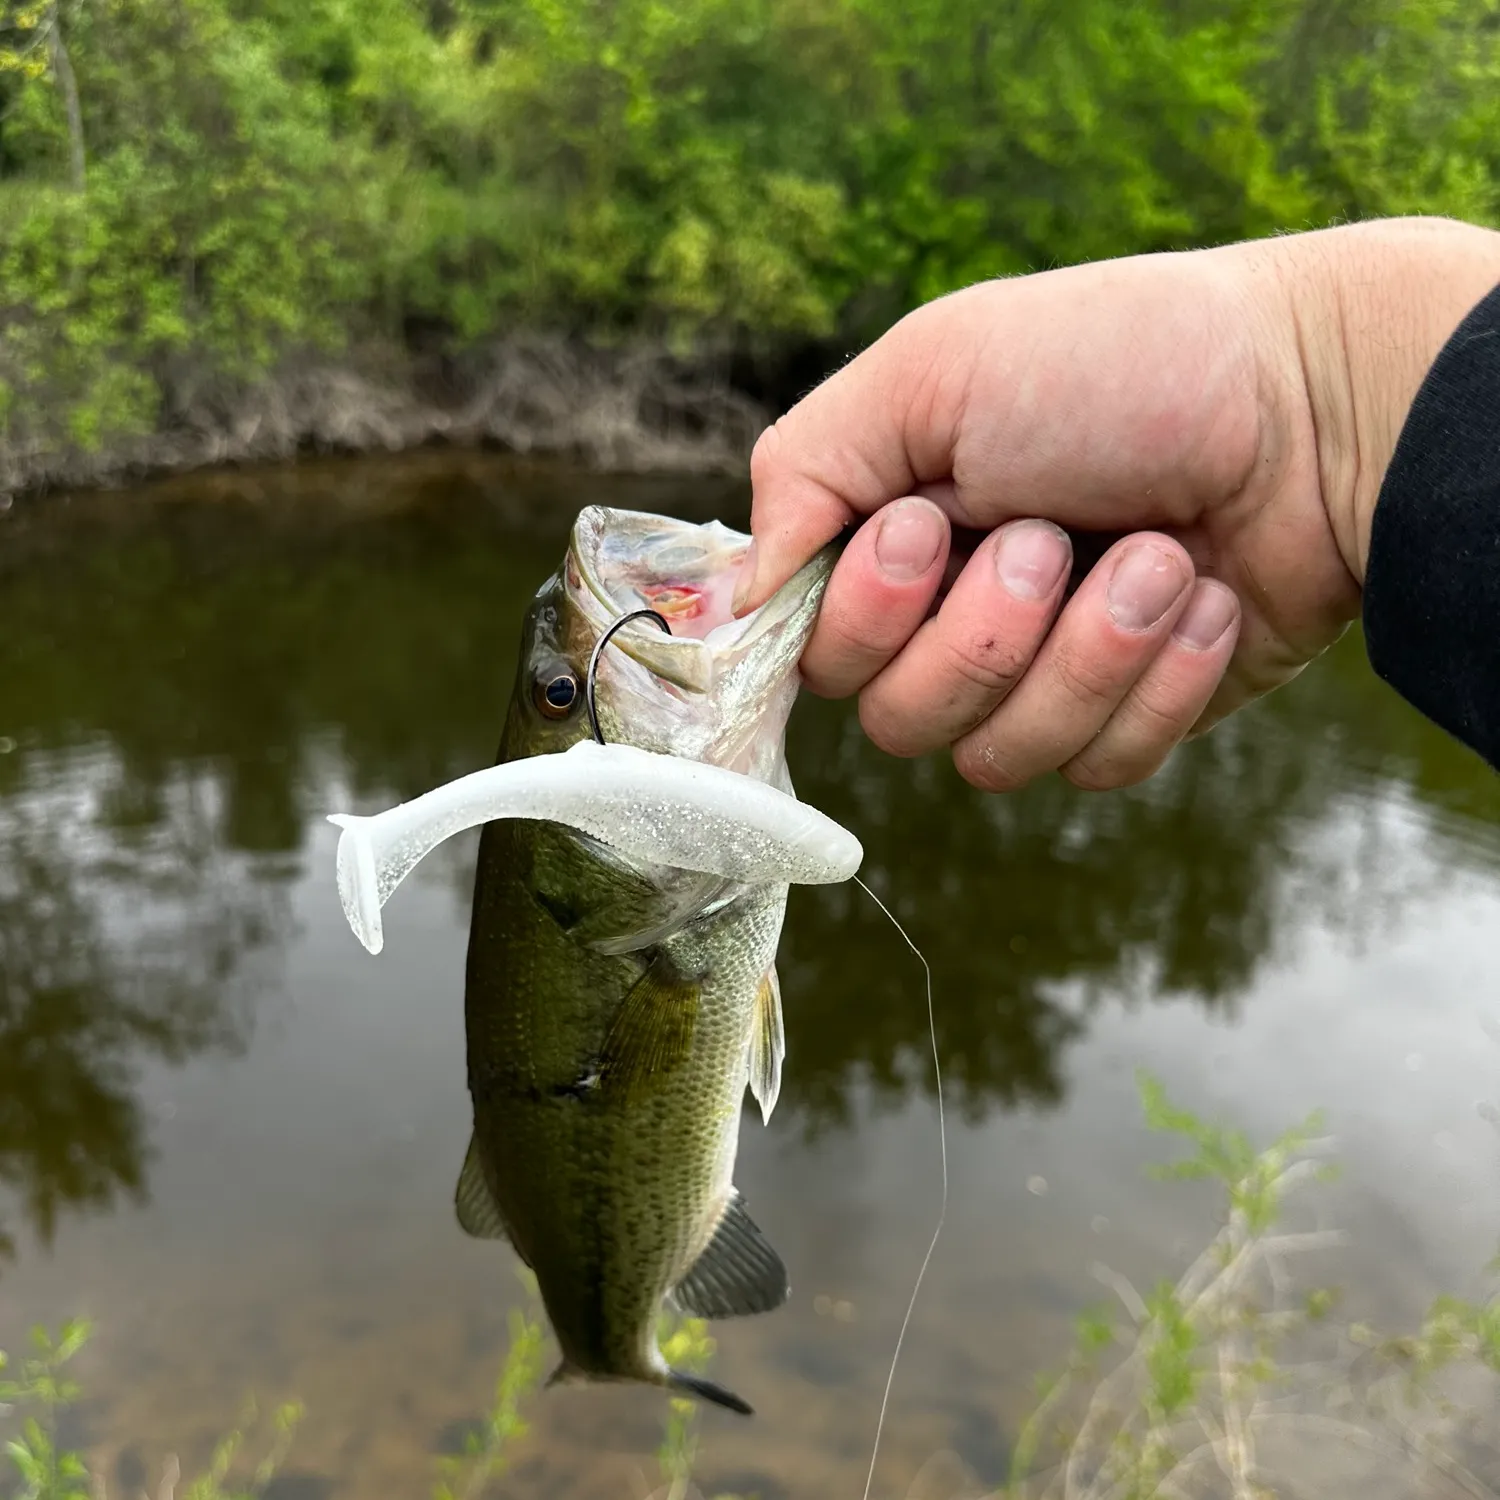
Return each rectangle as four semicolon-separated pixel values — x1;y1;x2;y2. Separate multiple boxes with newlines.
733;301;963;615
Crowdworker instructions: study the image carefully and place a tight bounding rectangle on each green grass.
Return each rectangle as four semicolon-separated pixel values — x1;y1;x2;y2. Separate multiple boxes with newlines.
5;1078;1500;1499
431;1277;548;1500
1002;1075;1500;1500
0;1282;737;1500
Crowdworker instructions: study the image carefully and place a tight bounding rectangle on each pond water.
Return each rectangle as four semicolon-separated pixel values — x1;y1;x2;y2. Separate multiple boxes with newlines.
1;452;1499;1499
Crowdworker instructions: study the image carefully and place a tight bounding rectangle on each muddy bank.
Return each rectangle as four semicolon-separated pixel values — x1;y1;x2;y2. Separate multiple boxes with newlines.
0;336;779;506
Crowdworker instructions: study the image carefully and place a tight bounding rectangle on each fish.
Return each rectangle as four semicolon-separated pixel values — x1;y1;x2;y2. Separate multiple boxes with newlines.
455;504;835;1416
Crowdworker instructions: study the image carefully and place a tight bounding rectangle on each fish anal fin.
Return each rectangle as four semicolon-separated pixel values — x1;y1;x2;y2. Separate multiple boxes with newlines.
454;1133;517;1248
599;954;700;1099
747;967;785;1126
671;1189;789;1321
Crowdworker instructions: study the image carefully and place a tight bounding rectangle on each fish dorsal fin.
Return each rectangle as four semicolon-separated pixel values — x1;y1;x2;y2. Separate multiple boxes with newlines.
747;968;785;1126
670;1190;789;1320
454;1133;514;1245
599;953;700;1100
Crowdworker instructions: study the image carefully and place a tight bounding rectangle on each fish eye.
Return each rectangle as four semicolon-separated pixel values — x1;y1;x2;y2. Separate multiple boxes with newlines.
535;669;580;719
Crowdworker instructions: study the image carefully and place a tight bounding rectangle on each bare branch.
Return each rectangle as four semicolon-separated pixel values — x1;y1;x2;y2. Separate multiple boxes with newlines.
45;3;85;191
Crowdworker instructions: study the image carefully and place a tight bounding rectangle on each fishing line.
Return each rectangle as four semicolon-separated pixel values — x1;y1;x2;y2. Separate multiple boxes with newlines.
853;874;946;1500
584;600;943;1490
586;608;672;746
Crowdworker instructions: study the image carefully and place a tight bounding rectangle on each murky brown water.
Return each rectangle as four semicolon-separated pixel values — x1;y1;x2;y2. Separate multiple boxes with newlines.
2;452;1499;1499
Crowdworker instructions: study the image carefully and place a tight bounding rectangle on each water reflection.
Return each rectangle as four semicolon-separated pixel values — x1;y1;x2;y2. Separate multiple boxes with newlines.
0;456;1496;1261
777;629;1500;1131
0;752;285;1260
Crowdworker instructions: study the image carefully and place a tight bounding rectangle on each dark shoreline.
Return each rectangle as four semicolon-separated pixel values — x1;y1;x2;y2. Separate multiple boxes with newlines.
0;335;802;510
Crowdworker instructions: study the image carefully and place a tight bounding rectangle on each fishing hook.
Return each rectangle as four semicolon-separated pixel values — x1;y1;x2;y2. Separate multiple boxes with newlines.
586;608;673;746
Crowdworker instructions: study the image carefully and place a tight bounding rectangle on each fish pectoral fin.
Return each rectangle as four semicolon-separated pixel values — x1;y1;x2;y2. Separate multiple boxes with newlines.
746;967;785;1126
454;1133;517;1247
671;1189;789;1320
599;954;700;1098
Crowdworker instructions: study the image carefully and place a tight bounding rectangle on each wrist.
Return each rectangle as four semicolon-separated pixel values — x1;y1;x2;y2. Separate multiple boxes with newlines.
1265;217;1500;585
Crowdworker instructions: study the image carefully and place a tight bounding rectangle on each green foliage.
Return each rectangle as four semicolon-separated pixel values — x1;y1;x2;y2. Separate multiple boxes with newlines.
432;1270;548;1500
1139;1070;1334;1237
647;1313;747;1500
172;1399;306;1500
655;1314;719;1499
1355;1287;1500;1395
0;4;51;86
1138;1281;1199;1425
1003;1077;1500;1500
0;1286;741;1500
0;0;372;455
423;1293;746;1500
0;1321;91;1500
0;0;1496;460
0;1319;301;1500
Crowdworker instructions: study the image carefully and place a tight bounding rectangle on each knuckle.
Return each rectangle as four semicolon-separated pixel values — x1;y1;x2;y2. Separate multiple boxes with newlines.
823;608;883;662
749;419;789;490
836;595;912;659
806;606;913;699
941;631;1030;699
1049;647;1128;714
1123;689;1190;745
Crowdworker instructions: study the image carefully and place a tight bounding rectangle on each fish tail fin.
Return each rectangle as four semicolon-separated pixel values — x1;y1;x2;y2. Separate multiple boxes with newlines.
666;1369;753;1417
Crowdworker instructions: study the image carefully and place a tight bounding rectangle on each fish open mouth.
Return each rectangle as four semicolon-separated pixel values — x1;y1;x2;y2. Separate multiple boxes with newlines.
590;517;749;642
567;507;827;694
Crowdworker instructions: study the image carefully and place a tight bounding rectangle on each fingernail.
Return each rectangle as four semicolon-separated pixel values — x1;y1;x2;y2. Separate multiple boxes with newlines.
994;519;1070;601
731;541;758;615
1172;580;1237;650
1107;544;1190;631
874;498;943;581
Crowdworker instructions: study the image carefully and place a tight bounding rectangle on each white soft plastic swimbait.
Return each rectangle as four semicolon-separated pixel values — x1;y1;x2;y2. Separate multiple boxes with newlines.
327;738;862;955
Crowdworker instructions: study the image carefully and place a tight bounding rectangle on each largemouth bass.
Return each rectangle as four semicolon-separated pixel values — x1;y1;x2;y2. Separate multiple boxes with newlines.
457;505;834;1416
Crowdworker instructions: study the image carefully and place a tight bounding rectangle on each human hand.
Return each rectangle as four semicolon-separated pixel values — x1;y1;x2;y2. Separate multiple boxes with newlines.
736;216;1500;790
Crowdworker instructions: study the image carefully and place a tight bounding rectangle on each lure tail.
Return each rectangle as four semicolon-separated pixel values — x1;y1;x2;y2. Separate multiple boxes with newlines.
326;813;383;954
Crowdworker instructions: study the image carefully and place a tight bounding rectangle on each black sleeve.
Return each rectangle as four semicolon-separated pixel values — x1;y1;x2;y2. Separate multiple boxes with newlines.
1363;280;1500;768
